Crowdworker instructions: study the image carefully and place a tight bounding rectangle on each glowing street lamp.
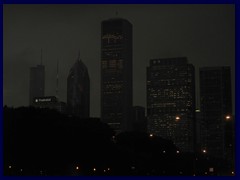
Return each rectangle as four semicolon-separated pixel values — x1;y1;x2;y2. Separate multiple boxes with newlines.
149;134;153;137
76;166;79;170
175;116;180;122
225;115;231;121
209;167;214;172
93;168;96;172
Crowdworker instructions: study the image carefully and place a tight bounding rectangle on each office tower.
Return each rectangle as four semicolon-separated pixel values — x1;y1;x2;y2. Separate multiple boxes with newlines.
29;64;45;106
131;106;147;133
195;109;202;152
67;53;90;118
200;67;233;160
147;58;195;152
101;18;133;132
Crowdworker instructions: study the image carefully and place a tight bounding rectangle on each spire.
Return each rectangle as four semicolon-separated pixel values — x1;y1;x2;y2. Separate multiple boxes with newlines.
56;59;59;100
196;94;199;110
40;48;43;65
77;50;81;61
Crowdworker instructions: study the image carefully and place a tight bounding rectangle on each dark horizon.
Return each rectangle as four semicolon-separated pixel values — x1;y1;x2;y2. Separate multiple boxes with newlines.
4;106;235;176
3;4;235;117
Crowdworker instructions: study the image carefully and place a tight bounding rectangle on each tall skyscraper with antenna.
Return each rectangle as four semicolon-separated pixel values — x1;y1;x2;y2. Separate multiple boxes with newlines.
67;52;90;118
29;49;45;106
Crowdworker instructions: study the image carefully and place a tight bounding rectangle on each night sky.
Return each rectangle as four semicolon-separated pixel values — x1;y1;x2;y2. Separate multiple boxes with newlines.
3;4;235;117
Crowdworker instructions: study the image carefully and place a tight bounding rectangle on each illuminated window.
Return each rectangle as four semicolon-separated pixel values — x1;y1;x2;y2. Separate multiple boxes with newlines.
102;61;107;69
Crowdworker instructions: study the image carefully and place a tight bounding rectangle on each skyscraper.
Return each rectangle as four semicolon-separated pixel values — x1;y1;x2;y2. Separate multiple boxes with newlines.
147;58;195;152
195;109;202;152
199;67;233;160
131;106;147;133
29;64;45;106
101;18;133;132
67;53;90;118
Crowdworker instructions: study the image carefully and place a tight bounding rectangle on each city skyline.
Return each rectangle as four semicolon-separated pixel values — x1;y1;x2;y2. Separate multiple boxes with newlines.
3;4;235;117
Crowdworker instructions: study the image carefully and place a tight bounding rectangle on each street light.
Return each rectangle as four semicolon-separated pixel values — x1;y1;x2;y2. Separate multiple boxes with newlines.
149;134;153;137
175;116;180;122
225;115;231;121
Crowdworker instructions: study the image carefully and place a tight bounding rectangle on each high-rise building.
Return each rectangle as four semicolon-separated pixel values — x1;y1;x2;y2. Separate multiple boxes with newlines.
29;64;45;106
131;106;147;133
199;67;233;160
101;18;133;132
67;53;90;118
195;109;202;152
147;58;195;152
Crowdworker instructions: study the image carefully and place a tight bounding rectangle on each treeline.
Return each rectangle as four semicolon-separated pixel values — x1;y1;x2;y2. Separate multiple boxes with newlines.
3;106;233;176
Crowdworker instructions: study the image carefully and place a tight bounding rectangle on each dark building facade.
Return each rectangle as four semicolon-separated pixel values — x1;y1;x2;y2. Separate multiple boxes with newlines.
199;67;233;160
147;58;195;152
131;106;147;133
67;54;90;118
195;109;202;152
29;64;45;106
101;18;133;132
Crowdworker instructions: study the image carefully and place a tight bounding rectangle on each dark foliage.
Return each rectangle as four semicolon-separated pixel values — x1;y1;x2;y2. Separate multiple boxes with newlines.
3;106;233;176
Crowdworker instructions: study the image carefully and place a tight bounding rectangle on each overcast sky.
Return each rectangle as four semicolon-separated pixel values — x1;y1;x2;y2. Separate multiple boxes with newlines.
3;4;235;117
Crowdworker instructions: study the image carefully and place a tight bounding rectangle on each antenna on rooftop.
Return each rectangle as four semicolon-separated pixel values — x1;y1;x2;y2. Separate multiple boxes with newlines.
196;93;200;110
56;59;59;100
78;50;81;61
40;48;43;65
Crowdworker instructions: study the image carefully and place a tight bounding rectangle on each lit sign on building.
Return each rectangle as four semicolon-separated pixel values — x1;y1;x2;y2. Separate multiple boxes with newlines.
34;97;57;103
35;98;52;102
102;34;123;43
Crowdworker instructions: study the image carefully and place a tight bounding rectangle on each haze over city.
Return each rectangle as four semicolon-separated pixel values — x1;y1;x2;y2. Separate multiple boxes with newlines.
4;4;235;117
